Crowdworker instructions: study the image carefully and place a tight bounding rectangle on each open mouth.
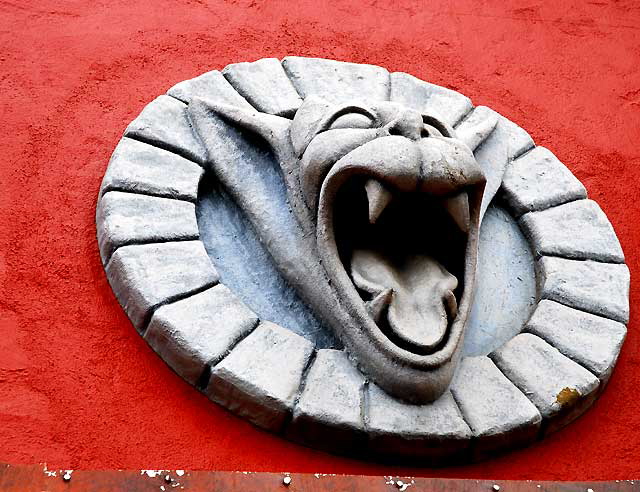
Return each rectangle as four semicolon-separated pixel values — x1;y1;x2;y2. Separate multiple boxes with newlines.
333;177;472;355
187;95;494;403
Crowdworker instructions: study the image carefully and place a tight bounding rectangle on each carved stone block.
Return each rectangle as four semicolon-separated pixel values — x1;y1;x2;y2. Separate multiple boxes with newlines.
100;137;204;201
390;72;471;126
207;321;314;432
105;241;219;331
524;299;626;383
284;56;390;105
168;69;254;108
537;256;630;323
501;146;587;217
96;191;198;262
223;58;302;117
491;333;600;434
520;199;624;263
287;349;365;451
145;284;259;386
367;386;471;461
450;356;541;459
124;95;207;164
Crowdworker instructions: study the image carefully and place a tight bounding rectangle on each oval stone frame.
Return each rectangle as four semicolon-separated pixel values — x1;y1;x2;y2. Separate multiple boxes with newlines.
96;57;629;464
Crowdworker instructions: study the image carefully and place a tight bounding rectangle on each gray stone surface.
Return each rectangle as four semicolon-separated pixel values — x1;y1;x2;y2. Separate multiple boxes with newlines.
491;333;600;434
537;256;630;324
96;191;199;262
283;56;390;105
460;107;534;218
105;241;219;331
287;349;365;451
97;58;630;461
167;69;254;108
100;137;204;201
222;58;302;117
520;199;624;263
207;321;314;432
501;146;587;217
450;356;541;458
390;72;472;127
197;178;338;349
524;299;627;383
464;205;537;357
145;284;259;386
190;91;491;405
124;95;207;164
367;385;471;461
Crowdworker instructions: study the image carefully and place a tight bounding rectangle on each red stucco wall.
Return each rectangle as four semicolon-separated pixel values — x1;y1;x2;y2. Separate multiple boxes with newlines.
1;0;639;480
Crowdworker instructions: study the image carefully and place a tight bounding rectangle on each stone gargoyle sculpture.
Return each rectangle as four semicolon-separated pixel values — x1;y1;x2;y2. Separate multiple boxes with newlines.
189;95;497;403
97;57;629;462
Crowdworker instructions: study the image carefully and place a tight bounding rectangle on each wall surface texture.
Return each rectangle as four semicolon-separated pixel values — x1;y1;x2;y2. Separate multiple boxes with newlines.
1;0;639;479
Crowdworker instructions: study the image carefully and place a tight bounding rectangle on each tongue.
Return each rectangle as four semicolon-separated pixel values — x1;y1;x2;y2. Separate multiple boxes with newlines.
350;249;458;351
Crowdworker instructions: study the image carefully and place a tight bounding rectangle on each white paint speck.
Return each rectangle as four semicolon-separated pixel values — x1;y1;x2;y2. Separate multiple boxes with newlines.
493;485;501;491
283;475;292;486
142;469;166;478
400;479;415;491
175;470;185;477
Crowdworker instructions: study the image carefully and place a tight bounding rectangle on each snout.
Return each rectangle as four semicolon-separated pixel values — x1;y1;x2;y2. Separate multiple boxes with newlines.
319;135;484;199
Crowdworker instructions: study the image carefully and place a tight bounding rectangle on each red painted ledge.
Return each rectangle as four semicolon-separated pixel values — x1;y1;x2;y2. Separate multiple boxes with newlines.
1;464;637;491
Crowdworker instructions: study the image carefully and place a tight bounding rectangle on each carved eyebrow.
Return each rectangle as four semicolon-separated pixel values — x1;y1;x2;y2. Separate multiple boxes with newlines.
422;114;453;137
318;105;378;133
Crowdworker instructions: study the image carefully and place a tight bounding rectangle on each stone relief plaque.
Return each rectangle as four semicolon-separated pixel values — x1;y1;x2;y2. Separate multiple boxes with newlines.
96;57;629;463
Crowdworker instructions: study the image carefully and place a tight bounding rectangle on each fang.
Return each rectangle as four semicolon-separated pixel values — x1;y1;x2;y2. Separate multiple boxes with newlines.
364;179;393;224
443;192;470;233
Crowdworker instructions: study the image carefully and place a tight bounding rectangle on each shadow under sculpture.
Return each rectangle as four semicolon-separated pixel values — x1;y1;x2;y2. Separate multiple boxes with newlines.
189;96;498;403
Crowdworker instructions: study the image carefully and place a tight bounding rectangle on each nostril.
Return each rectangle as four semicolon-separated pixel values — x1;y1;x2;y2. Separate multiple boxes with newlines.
386;122;421;140
387;123;403;136
385;116;423;140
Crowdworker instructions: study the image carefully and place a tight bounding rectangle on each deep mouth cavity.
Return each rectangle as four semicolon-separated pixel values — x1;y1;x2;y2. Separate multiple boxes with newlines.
333;177;471;355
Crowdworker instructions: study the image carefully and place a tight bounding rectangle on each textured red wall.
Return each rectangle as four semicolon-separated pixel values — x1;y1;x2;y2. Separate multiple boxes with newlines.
1;0;639;480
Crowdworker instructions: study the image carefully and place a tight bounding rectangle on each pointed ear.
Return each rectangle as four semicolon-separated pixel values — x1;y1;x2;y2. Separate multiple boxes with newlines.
455;106;499;151
188;97;294;161
289;95;334;156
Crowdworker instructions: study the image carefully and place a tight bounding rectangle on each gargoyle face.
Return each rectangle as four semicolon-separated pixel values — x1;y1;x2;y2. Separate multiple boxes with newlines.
292;97;485;354
189;95;496;403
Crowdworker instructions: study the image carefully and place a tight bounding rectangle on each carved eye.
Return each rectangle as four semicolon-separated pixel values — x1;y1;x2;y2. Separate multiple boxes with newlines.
421;123;444;138
328;112;375;130
421;114;452;138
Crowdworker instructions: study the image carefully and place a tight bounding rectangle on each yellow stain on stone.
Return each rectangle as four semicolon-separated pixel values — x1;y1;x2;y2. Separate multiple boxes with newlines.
556;387;580;406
